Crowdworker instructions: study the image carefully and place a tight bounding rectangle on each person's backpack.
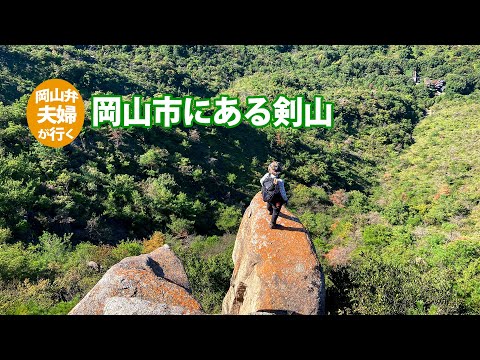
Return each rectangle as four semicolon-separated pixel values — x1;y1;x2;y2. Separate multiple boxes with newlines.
262;174;279;202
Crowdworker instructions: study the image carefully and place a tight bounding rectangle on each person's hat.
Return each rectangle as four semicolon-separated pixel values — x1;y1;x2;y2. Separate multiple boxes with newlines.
268;161;282;176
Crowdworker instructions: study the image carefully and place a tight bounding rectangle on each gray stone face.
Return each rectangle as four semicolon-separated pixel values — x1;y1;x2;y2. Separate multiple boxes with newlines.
103;297;186;315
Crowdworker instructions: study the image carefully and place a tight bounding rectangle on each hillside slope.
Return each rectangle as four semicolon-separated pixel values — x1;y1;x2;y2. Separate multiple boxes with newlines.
323;97;480;314
2;45;480;314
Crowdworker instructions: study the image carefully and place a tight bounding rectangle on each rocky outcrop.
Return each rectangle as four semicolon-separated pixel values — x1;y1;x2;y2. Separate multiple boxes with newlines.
69;245;204;315
222;192;325;315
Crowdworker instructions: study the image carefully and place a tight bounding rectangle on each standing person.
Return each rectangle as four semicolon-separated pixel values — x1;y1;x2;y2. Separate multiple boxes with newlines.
260;161;288;229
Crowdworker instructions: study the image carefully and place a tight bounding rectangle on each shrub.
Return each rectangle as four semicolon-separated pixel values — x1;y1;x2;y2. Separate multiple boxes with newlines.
37;231;72;265
362;224;392;246
142;231;165;253
383;200;411;225
347;251;459;314
190;235;218;254
192;168;203;181
110;240;143;264
330;189;348;208
299;211;333;239
456;258;480;313
167;215;194;237
446;73;473;95
226;173;237;185
289;184;330;212
175;245;234;314
346;190;369;214
0;228;12;243
139;148;169;170
0;243;41;282
215;205;242;233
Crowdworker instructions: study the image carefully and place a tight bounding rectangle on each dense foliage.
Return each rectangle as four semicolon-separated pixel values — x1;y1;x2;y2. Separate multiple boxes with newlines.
295;97;480;314
1;45;479;314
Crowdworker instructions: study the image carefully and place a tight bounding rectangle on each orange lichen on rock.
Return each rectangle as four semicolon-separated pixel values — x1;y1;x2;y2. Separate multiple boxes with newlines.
69;245;203;315
222;192;325;315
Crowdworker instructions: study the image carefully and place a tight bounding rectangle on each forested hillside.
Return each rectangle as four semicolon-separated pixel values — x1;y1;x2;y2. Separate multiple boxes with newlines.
0;45;479;314
303;97;480;314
